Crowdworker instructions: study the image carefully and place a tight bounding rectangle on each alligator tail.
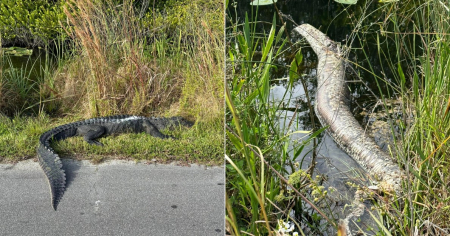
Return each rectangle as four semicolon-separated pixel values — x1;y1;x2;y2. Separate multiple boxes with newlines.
37;124;77;210
37;144;66;210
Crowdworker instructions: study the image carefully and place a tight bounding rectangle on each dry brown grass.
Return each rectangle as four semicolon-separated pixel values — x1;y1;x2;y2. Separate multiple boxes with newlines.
177;6;224;122
51;0;223;121
59;0;181;117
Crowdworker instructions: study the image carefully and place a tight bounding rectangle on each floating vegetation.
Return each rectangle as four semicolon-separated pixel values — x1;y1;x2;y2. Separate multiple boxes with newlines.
334;0;358;4
3;47;33;57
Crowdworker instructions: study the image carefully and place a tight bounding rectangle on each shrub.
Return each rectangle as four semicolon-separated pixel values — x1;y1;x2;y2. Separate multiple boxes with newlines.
0;0;66;47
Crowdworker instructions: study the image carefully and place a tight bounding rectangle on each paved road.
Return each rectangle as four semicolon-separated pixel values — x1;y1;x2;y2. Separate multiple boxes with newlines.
0;159;224;236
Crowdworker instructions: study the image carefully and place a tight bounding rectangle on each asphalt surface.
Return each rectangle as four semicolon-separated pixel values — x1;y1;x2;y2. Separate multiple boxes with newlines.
0;159;224;236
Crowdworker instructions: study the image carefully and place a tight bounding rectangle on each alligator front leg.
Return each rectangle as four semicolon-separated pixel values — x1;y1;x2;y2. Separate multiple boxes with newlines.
76;125;106;146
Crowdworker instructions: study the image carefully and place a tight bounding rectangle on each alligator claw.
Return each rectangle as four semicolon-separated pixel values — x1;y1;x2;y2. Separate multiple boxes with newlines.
87;140;104;146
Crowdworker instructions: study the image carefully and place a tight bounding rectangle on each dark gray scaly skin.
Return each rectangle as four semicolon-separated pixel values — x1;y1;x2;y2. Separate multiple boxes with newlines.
37;115;193;210
293;24;403;193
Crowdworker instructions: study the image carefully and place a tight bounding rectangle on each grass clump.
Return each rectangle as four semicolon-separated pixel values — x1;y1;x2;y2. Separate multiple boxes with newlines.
342;0;450;234
57;0;179;116
226;5;333;235
37;0;224;120
381;2;450;234
0;57;40;115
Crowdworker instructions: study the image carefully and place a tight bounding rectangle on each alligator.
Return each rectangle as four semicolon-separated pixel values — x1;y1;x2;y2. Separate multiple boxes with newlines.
293;24;403;193
37;115;193;210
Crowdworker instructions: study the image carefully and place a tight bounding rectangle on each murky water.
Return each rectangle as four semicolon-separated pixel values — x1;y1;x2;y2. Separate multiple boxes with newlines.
1;47;49;81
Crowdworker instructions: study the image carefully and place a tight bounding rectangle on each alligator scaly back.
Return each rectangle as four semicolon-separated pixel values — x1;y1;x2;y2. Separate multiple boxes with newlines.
37;115;193;210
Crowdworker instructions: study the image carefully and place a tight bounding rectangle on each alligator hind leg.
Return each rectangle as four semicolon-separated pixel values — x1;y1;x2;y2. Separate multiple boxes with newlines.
142;120;175;139
76;125;106;146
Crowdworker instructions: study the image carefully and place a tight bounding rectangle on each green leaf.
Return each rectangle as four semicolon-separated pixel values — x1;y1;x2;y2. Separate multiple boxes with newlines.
258;51;272;102
227;130;243;151
275;23;285;45
289;49;303;88
261;14;276;63
398;62;406;88
236;34;248;56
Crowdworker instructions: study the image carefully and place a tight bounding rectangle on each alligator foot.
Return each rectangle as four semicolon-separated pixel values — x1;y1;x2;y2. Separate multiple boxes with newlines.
86;140;104;146
78;125;106;146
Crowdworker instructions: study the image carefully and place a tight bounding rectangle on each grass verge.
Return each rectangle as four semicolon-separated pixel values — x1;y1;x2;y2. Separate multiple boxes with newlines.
0;114;222;165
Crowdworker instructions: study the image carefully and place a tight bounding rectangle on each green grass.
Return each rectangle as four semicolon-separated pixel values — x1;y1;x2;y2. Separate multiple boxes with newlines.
226;6;333;235
0;55;42;116
0;114;222;165
381;2;450;234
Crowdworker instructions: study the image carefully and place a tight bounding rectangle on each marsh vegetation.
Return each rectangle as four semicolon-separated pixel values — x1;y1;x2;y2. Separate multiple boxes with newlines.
0;0;223;164
226;0;450;235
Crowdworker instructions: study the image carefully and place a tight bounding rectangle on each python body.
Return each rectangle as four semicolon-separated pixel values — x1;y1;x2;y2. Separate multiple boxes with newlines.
293;24;403;192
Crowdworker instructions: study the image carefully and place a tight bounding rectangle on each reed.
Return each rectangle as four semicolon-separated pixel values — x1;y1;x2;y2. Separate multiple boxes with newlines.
349;0;450;234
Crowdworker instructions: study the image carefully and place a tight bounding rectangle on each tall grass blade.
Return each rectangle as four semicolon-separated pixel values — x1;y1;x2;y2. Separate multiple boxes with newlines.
261;14;276;63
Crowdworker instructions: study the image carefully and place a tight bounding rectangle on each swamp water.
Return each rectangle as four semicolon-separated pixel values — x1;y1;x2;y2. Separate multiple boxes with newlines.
228;0;412;234
1;46;56;116
1;47;49;80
